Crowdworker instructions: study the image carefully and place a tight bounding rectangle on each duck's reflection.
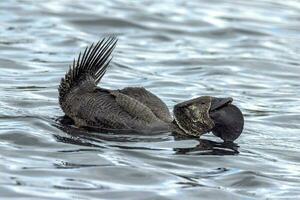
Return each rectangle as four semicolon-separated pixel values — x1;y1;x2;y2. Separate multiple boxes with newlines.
173;135;239;155
54;116;239;155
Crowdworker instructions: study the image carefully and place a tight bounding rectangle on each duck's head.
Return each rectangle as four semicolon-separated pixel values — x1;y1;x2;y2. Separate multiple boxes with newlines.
173;96;244;142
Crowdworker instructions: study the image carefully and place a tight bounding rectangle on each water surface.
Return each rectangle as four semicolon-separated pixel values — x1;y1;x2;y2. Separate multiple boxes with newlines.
1;0;300;199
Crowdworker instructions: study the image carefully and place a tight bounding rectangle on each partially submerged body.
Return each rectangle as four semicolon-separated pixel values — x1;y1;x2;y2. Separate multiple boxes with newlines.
64;86;172;133
58;37;244;142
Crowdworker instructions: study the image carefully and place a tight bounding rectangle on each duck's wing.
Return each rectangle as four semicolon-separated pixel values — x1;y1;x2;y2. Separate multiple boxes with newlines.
109;90;161;124
119;87;173;123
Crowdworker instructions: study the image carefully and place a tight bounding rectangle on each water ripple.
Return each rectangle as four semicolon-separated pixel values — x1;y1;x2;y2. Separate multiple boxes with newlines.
0;0;300;199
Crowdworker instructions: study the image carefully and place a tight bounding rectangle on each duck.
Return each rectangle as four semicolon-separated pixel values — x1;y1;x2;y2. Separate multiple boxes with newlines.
58;37;244;142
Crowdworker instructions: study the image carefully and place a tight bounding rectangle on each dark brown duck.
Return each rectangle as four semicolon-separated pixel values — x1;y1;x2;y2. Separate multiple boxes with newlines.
58;37;244;142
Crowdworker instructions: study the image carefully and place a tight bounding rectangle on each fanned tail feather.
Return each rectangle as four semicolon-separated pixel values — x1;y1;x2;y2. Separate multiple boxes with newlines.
58;36;117;107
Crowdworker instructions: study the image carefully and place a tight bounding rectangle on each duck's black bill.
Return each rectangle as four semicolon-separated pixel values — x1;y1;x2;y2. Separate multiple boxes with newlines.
209;97;244;142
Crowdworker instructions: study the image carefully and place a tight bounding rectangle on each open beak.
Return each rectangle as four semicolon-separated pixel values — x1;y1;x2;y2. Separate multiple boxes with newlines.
209;97;244;142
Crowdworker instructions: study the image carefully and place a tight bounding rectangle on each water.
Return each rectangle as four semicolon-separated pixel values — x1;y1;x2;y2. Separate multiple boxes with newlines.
1;0;300;199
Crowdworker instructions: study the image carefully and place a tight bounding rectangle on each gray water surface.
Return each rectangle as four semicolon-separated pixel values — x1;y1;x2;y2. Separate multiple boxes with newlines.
1;0;300;199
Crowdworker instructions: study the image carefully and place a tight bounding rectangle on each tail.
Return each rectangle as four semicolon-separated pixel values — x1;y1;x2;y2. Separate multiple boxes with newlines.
58;36;118;108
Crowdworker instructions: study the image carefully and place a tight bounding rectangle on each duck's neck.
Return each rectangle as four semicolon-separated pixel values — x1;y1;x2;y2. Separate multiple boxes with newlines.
170;120;187;135
170;120;200;139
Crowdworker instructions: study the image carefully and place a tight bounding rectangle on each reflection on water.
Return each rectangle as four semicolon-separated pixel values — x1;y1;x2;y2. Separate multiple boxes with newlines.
1;0;300;199
54;117;239;155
